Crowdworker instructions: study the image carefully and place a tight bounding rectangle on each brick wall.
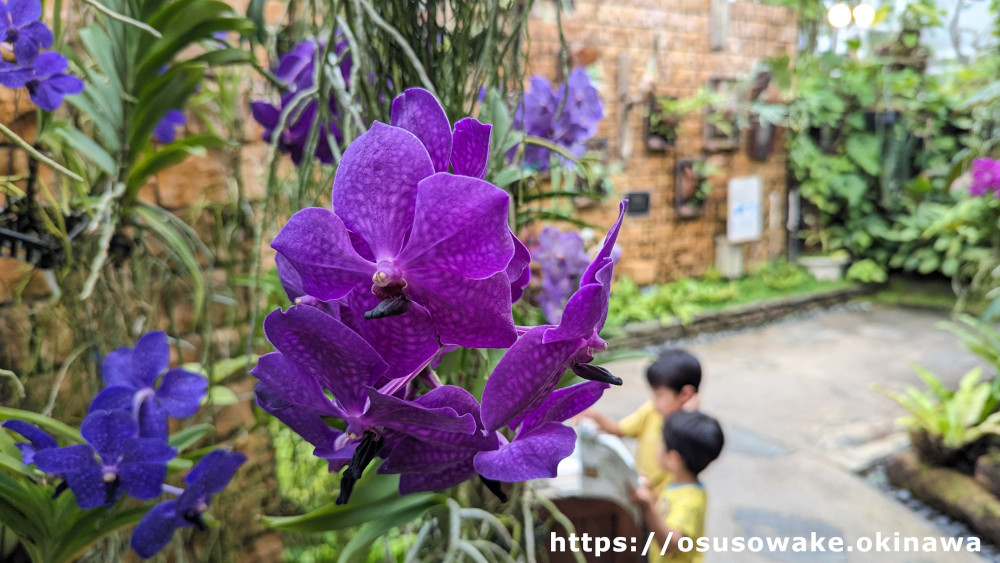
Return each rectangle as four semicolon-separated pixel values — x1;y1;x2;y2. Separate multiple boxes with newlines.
525;0;798;284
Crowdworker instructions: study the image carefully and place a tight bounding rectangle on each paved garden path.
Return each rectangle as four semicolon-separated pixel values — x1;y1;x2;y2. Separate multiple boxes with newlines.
596;304;989;562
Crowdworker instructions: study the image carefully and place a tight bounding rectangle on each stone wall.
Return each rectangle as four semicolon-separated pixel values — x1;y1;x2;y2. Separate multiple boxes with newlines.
525;0;798;284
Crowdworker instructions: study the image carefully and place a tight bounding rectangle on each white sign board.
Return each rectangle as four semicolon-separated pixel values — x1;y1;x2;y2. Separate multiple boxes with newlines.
727;175;763;243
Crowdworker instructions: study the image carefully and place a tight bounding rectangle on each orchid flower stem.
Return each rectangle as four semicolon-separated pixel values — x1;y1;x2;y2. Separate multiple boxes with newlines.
42;344;89;417
521;487;537;563
354;0;437;96
0;369;25;400
522;135;581;164
404;517;435;563
161;484;184;496
82;0;162;38
0;123;84;183
532;489;587;563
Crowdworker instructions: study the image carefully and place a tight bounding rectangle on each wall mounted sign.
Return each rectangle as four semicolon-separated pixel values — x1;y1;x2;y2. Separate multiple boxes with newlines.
727;175;763;243
624;191;651;216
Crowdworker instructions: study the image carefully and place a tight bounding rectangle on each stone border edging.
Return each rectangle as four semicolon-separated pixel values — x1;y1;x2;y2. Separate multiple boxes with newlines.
609;284;875;349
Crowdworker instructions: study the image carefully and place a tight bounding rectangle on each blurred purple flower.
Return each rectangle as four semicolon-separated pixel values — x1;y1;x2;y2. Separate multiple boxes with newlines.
0;51;83;111
153;109;186;143
273;88;518;349
0;0;53;63
2;419;56;465
89;332;207;440
131;449;246;558
251;39;351;166
511;68;603;171
970;158;1000;197
532;227;591;324
32;410;176;509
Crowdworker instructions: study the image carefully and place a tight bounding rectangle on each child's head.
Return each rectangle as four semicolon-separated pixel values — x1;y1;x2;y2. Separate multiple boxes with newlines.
659;411;724;478
646;348;701;416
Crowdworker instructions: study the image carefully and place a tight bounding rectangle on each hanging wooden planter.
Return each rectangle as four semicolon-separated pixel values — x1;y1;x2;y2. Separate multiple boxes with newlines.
645;96;679;151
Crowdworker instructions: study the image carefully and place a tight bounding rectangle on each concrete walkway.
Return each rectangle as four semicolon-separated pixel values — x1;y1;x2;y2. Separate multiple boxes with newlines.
595;304;989;562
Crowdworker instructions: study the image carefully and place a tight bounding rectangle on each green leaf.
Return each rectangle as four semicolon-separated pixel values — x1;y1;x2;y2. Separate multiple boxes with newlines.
204;386;241;406
127;133;228;192
132;204;206;323
50;123;117;175
168;423;213;451
336;499;439;563
0;407;82;444
845;134;881;176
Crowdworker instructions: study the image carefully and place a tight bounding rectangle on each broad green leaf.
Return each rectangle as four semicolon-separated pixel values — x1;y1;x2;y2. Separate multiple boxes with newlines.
337;499;440;563
0;407;82;444
168;423;213;451
50;123;117;175
204;386;241;406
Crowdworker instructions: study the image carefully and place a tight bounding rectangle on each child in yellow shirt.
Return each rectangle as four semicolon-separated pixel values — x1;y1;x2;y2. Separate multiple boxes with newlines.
630;410;724;563
583;348;702;490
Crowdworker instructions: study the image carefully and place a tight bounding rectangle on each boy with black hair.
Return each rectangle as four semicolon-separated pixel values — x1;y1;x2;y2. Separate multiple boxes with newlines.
583;348;702;489
630;410;725;563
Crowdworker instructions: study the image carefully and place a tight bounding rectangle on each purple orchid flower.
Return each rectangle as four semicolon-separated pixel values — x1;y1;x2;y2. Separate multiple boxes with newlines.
970;158;1000;197
153;109;186;143
89;331;208;440
0;0;53;64
251;305;477;503
533;227;592;324
480;200;627;433
273;88;519;349
0;51;83;111
2;419;57;465
511;68;603;171
250;39;350;166
32;410;176;509
130;449;246;558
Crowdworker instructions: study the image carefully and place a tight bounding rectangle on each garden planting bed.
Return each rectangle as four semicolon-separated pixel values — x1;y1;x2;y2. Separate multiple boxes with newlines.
610;284;875;349
866;454;1000;554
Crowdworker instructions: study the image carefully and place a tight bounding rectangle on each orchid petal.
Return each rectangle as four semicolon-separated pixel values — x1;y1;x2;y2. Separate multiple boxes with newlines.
542;281;608;344
399;173;513;278
185;449;246;497
480;327;581;432
88;386;136;413
580;200;626;286
263;306;387;416
32;444;98;474
131;501;181;558
102;346;138;388
138;399;169;440
450;117;491;178
364;388;477;438
251;352;344;417
131;332;169;387
507;233;531;303
8;0;41;27
407;271;516;349
272;208;374;301
64;466;110;508
81;410;136;462
118;462;169;499
156;368;207;418
332;121;435;258
379;438;480;474
390;88;453;173
517;381;609;431
255;381;342;449
336;290;439;381
398;459;475;494
474;422;577;481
